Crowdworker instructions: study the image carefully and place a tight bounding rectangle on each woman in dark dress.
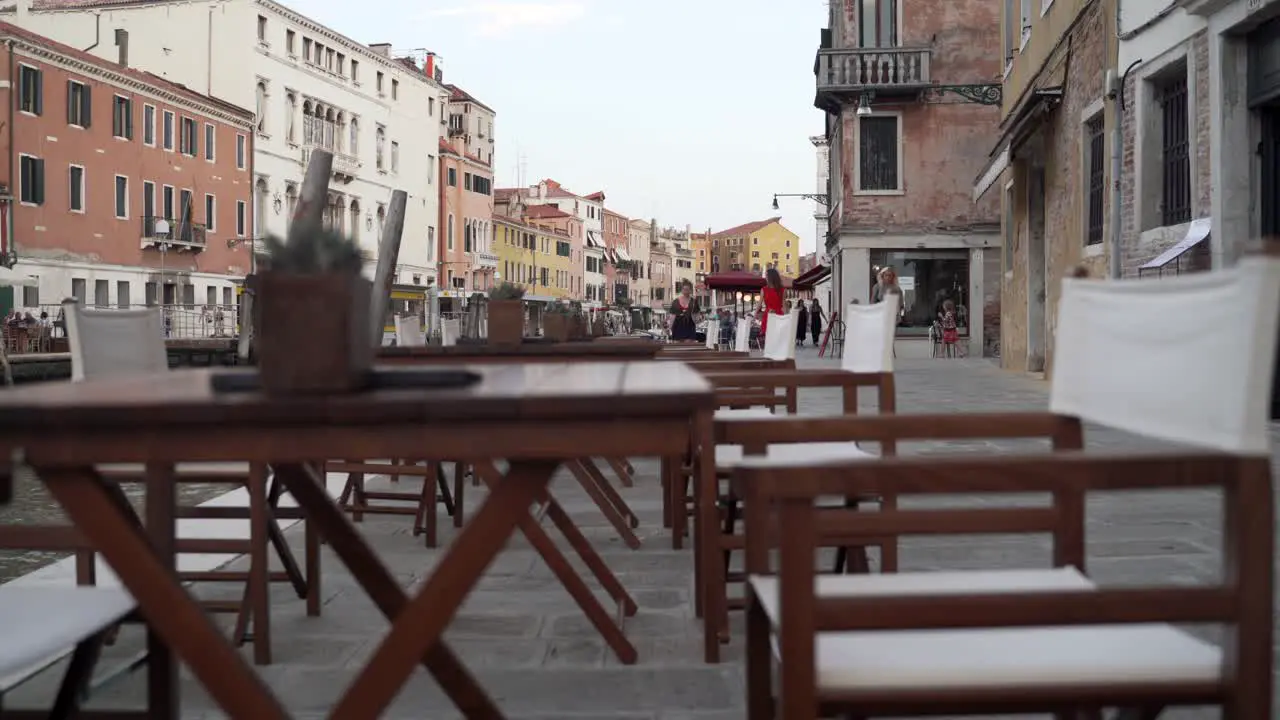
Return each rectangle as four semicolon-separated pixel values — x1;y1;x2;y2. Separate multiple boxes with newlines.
810;298;824;345
668;280;701;342
796;301;809;347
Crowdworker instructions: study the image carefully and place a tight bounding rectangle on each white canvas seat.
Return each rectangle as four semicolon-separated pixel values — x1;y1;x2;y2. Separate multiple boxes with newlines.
0;586;135;689
704;321;720;349
735;318;750;353
717;440;876;468
714;407;775;421
393;314;425;346
440;318;460;347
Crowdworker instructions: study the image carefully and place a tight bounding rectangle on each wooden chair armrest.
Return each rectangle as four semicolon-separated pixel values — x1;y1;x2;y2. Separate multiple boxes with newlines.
715;412;1073;445
701;368;883;389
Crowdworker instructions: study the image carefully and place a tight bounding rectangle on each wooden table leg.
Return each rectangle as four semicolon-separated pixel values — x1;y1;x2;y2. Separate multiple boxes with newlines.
581;459;639;529
43;466;287;719
567;460;641;549
474;462;638;664
276;462;506;719
603;457;634;488
695;410;723;663
143;463;180;715
246;463;271;665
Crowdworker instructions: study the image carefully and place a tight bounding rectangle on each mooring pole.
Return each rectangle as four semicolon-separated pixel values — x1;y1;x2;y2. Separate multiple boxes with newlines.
368;190;407;348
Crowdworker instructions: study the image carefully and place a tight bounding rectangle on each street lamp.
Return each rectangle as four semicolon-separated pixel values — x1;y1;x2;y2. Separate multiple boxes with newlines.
772;193;829;210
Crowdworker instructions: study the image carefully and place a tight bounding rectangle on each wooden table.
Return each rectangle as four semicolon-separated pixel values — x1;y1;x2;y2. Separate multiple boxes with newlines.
0;362;712;719
379;339;660;364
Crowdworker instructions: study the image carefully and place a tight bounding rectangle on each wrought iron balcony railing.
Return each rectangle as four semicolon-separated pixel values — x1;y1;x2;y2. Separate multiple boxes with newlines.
141;215;207;249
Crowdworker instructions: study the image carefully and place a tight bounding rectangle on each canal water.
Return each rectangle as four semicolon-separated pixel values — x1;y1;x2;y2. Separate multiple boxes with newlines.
0;473;229;583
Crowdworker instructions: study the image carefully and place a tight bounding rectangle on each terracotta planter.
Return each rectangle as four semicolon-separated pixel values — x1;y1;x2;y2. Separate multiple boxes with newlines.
254;272;373;394
487;299;524;346
544;313;572;342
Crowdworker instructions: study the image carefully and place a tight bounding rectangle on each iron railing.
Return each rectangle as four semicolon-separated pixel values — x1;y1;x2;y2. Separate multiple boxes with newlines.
141;215;208;247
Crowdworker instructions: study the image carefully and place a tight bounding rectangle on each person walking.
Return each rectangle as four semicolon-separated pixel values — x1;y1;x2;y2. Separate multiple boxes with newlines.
759;267;785;340
796;300;809;347
809;298;824;346
667;280;701;342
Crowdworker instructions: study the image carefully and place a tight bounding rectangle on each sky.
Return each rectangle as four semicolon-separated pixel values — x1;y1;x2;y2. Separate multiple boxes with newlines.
292;0;831;255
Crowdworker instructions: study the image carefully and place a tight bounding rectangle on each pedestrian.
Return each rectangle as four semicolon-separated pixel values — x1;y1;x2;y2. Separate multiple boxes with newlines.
667;280;701;342
759;267;785;339
796;300;809;347
810;298;824;345
940;298;960;357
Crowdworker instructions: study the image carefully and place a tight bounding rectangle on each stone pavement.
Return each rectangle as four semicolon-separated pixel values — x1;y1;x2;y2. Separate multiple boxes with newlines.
5;350;1276;718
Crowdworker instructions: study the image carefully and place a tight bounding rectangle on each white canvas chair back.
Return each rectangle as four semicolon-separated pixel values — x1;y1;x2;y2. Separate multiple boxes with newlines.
704;321;720;349
735;318;751;352
840;295;900;373
440;318;460;347
763;309;799;361
393;314;425;347
1050;255;1280;455
64;300;168;382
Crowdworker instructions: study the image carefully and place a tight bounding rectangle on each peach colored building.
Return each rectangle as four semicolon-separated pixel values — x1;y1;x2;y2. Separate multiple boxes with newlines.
437;84;496;295
602;208;629;304
0;22;255;316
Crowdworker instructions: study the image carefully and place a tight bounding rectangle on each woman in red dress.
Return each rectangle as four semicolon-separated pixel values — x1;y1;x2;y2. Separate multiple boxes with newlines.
759;267;785;339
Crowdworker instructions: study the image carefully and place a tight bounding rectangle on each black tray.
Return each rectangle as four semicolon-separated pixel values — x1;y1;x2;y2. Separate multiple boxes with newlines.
210;367;481;394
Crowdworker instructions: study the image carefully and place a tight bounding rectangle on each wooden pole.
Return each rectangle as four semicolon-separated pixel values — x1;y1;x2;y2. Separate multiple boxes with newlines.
287;149;333;245
368;189;407;348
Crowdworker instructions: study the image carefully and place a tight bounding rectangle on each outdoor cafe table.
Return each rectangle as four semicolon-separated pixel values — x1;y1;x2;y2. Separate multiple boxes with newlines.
0;361;714;719
379;338;661;364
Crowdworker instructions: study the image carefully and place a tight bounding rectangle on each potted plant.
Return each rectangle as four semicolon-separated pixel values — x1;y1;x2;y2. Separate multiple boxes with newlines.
566;300;588;340
543;303;574;342
254;227;371;394
487;282;526;345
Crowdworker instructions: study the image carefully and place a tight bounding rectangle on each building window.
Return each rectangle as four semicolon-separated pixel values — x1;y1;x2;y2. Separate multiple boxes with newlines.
19;155;44;205
204;193;216;231
447;167;457;186
204;123;216;161
67;80;90;127
390;140;399;173
117;281;130;309
350;59;359;83
143;180;155;223
143;104;156;145
376;71;384;94
286;29;296;55
236;134;247;169
391;78;399;100
464;172;472;191
428;154;435;183
68;165;85;212
255;81;268;134
236;200;247;236
447;214;454;250
473;176;491;195
162;110;175;150
375;125;386;170
112;95;132;139
1084;113;1105;245
18;65;41;115
257;15;267;42
857;115;901;192
114;175;129;219
1157;71;1191;226
180;117;198;156
858;0;897;48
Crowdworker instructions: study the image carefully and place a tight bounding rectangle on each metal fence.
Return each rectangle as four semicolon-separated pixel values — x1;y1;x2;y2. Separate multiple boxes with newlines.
2;303;239;355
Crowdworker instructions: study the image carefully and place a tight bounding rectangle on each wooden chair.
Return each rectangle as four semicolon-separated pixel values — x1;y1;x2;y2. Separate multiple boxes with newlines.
392;314;425;347
736;254;1280;718
61;300;314;664
694;298;900;661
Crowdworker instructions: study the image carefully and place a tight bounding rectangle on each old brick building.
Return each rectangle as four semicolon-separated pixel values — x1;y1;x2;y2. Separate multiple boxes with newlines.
816;0;1003;357
0;21;255;317
974;0;1119;374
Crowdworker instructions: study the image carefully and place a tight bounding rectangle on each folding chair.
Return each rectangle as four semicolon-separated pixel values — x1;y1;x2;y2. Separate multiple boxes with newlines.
738;253;1280;718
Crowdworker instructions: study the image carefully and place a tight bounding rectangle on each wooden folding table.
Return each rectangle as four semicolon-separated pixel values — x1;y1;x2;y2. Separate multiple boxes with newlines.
0;361;712;719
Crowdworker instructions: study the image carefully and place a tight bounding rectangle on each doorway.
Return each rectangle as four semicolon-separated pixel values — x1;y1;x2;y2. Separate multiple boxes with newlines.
1261;103;1280;417
1025;165;1048;373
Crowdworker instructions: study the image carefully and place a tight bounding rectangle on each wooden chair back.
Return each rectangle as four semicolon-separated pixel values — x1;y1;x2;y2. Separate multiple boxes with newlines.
735;318;750;352
393;314;425;347
762;309;799;361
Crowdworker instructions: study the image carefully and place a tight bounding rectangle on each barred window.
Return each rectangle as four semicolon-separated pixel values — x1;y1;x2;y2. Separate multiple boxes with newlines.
1085;114;1105;245
1157;71;1191;226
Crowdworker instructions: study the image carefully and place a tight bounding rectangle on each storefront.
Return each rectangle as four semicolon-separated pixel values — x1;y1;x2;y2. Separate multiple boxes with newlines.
869;249;972;338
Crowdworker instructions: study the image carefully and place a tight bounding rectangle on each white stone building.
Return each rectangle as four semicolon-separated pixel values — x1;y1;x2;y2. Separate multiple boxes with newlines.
10;0;444;289
627;218;653;307
810;134;829;246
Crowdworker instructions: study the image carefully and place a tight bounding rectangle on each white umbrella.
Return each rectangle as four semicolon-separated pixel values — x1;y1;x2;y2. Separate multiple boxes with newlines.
0;265;35;287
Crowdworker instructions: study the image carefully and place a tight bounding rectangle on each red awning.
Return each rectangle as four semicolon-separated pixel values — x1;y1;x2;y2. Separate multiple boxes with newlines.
793;264;830;289
704;271;793;290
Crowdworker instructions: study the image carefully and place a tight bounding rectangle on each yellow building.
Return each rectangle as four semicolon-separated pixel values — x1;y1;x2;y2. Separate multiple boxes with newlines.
709;217;800;277
494;216;577;301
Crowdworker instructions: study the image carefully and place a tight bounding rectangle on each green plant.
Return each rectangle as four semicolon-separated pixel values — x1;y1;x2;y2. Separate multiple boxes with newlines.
261;226;366;275
488;282;526;301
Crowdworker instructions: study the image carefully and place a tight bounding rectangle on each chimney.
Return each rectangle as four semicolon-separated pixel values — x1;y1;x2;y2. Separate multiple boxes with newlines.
368;43;392;57
114;29;129;67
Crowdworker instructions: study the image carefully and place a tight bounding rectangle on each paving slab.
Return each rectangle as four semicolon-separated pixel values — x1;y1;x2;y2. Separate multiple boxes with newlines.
3;350;1276;719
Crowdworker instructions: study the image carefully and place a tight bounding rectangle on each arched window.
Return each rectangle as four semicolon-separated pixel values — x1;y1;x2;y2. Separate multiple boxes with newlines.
349;117;359;155
285;92;297;143
285;183;298;224
375;126;386;170
324;108;335;149
349;199;361;242
375;204;385;233
464;221;472;253
255;81;268;134
302;100;313;144
254;177;269;238
447;214;454;251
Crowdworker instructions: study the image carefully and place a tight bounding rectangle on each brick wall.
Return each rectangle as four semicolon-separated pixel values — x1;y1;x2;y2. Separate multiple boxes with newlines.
1118;30;1212;278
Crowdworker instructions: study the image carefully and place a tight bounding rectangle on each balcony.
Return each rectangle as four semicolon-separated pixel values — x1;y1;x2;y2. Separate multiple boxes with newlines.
814;46;932;111
301;146;360;184
474;252;499;269
140;215;207;251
